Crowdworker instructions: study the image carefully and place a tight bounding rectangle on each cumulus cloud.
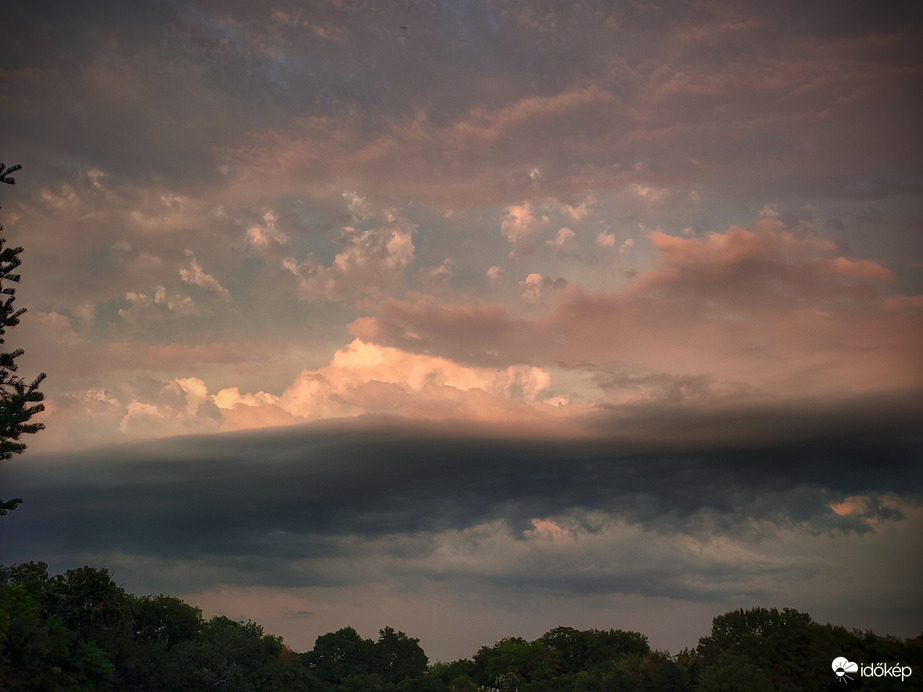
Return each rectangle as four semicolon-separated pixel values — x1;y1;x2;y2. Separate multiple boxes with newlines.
501;202;549;258
114;376;222;438
520;273;567;303
180;252;231;299
214;339;554;430
247;210;290;248
520;273;544;303
349;215;921;401
26;336;560;445
486;265;506;289
558;196;595;221
596;231;616;248
416;259;454;288
547;226;575;253
118;286;196;324
128;194;210;234
627;184;669;205
283;205;415;302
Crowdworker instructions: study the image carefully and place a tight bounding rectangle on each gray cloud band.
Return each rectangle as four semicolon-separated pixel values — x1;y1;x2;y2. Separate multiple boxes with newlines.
5;396;919;576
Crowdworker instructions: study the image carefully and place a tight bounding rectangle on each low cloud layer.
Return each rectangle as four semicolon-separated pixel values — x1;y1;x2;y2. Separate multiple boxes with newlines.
4;404;921;658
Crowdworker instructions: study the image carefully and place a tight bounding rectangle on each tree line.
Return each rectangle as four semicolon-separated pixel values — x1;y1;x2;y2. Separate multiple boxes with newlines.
1;562;920;691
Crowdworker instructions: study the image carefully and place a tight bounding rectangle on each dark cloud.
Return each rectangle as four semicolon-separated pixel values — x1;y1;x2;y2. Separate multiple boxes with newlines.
4;394;919;580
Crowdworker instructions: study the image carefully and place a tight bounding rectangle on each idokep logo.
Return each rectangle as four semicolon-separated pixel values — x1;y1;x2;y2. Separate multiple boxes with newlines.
831;656;913;684
832;658;859;683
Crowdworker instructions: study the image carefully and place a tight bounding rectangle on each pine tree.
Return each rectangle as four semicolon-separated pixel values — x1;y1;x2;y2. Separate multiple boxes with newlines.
0;163;45;515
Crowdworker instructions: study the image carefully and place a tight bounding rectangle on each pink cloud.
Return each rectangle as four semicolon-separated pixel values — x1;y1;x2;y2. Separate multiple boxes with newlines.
596;232;616;248
416;259;454;288
208;339;560;432
215;84;638;209
283;205;416;302
547;226;575;253
347;216;922;402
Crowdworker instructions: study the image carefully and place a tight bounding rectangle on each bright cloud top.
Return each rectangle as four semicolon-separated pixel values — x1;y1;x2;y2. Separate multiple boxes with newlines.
214;339;555;430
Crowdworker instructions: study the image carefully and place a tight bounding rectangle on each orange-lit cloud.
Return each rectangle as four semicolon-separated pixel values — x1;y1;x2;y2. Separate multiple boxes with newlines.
350;215;922;402
213;339;559;431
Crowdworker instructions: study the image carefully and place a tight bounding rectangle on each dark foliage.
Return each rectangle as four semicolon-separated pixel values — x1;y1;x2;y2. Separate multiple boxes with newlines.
1;563;921;690
0;164;46;516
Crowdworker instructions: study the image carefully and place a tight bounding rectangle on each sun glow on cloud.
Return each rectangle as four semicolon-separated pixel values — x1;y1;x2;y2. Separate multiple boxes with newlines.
213;339;557;431
24;207;922;451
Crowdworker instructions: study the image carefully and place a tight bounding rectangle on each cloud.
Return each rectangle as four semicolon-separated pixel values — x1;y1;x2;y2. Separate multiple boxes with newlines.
247;210;290;248
638;217;895;306
118;286;197;324
558;196;595;221
547;226;575;253
213;82;635;208
180;252;231;299
9;400;921;557
501;202;549;258
117;376;222;438
214;339;554;430
596;232;616;248
28;336;562;447
283;206;415;302
5;402;921;655
4;0;922;664
416;259;454;288
350;214;921;400
520;273;567;303
486;265;506;289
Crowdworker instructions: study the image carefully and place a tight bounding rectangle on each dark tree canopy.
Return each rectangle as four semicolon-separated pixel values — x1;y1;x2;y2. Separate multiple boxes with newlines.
2;564;922;692
0;163;45;516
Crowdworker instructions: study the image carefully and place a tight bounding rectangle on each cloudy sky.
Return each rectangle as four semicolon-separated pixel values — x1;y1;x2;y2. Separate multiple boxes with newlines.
2;0;922;661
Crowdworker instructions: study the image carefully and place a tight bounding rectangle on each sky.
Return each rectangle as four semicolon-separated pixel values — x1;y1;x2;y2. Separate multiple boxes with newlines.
1;0;922;662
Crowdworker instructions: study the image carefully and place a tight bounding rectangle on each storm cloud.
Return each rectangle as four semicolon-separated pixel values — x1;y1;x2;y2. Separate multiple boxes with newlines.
5;396;921;656
1;0;921;663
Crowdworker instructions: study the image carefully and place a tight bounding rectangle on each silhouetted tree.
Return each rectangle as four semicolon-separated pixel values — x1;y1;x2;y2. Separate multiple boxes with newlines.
305;626;375;684
695;607;827;691
4;562;923;692
373;626;429;684
0;163;45;516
